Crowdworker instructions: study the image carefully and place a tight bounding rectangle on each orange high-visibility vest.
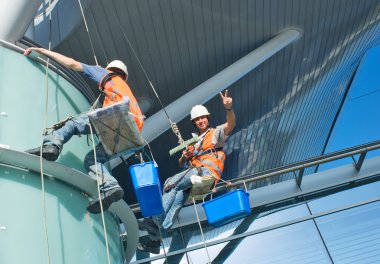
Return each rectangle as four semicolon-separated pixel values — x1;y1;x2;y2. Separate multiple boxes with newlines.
190;129;226;184
99;72;144;132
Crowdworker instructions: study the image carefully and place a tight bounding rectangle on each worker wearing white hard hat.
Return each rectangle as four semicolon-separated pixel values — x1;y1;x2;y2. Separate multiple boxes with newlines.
190;105;210;120
106;60;128;81
24;47;143;214
138;90;236;254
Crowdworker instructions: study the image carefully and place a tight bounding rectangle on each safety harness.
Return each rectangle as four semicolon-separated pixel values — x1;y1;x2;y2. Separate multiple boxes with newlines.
98;72;119;106
163;129;224;193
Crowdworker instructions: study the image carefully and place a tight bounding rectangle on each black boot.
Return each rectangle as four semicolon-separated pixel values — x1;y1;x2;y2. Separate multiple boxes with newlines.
138;218;160;239
26;145;60;161
87;187;124;214
137;238;161;254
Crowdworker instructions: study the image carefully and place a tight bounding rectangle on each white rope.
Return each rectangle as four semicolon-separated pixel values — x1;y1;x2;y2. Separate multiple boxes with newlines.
209;172;231;186
89;125;111;264
87;9;109;64
143;139;158;166
77;0;98;65
175;216;193;264
192;197;211;264
39;1;53;262
114;14;187;147
75;3;112;261
157;227;169;263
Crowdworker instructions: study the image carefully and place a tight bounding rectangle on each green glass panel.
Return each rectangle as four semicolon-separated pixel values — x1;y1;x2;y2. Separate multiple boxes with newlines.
0;164;124;264
0;46;93;172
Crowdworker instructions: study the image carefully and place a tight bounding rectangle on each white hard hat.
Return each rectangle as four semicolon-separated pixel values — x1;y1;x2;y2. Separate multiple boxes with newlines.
190;105;210;120
106;60;128;79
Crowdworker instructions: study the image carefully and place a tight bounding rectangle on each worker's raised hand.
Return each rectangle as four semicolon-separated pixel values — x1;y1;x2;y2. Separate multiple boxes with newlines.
219;90;233;110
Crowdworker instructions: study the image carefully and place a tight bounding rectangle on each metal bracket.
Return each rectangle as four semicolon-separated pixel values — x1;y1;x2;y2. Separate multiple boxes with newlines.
354;151;367;171
294;167;305;188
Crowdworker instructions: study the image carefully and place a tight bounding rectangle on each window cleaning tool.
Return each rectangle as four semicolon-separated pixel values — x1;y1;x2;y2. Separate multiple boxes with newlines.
168;136;198;156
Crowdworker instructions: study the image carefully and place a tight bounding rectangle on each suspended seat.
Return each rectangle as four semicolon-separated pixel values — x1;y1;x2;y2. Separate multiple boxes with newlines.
88;98;145;159
186;174;216;203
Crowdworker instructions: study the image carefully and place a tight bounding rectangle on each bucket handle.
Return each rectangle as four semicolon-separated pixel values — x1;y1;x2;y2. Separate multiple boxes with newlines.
202;191;214;203
202;180;248;203
243;181;248;192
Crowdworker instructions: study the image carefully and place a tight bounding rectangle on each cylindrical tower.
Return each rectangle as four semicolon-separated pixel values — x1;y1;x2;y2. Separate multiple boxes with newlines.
0;42;138;263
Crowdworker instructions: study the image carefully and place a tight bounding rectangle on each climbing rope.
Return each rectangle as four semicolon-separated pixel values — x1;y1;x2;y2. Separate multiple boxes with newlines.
89;125;111;264
114;15;186;147
192;197;212;264
44;115;75;134
157;226;169;264
39;1;53;262
77;0;98;65
75;1;112;262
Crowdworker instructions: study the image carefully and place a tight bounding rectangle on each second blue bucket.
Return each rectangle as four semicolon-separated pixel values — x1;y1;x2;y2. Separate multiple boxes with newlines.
202;189;251;227
129;161;163;217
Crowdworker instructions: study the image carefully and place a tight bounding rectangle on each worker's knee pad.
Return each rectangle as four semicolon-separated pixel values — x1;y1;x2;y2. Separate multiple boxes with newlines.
190;175;203;186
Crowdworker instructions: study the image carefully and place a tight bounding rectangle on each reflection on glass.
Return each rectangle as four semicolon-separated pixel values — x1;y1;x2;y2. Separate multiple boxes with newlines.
247;203;309;231
307;181;380;214
133;203;310;263
187;220;331;264
184;242;229;264
316;201;380;264
177;203;310;252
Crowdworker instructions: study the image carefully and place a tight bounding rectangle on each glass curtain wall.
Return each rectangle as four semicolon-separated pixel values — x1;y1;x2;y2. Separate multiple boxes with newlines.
132;46;380;264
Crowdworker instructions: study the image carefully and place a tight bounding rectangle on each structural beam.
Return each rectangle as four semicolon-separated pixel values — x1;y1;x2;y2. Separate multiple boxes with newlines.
0;0;41;43
141;29;301;143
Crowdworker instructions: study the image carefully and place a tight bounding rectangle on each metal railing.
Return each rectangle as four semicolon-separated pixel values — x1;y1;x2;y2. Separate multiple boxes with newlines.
216;139;380;192
1;38;97;103
130;139;380;213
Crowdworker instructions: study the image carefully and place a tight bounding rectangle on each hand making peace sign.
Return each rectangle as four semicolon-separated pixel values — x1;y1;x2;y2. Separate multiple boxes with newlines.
219;89;233;110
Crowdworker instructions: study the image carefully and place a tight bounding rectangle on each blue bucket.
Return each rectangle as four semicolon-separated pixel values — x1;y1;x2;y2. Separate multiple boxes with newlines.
129;161;163;217
202;189;250;227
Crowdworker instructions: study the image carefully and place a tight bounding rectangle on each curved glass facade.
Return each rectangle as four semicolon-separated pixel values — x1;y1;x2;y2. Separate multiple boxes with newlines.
132;45;380;264
133;180;380;263
0;44;93;172
0;164;125;264
0;45;127;263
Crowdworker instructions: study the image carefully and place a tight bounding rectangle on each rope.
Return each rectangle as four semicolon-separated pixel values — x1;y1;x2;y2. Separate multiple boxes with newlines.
157;227;169;264
44;115;75;133
192;197;211;264
90;93;102;111
208;172;232;187
143;139;158;166
76;2;111;263
89;125;111;264
175;216;193;264
114;15;186;146
39;1;53;262
170;122;185;146
87;9;109;65
77;0;99;65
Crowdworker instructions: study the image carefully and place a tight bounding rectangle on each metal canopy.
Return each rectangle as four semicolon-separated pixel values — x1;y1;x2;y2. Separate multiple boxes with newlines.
23;0;380;207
